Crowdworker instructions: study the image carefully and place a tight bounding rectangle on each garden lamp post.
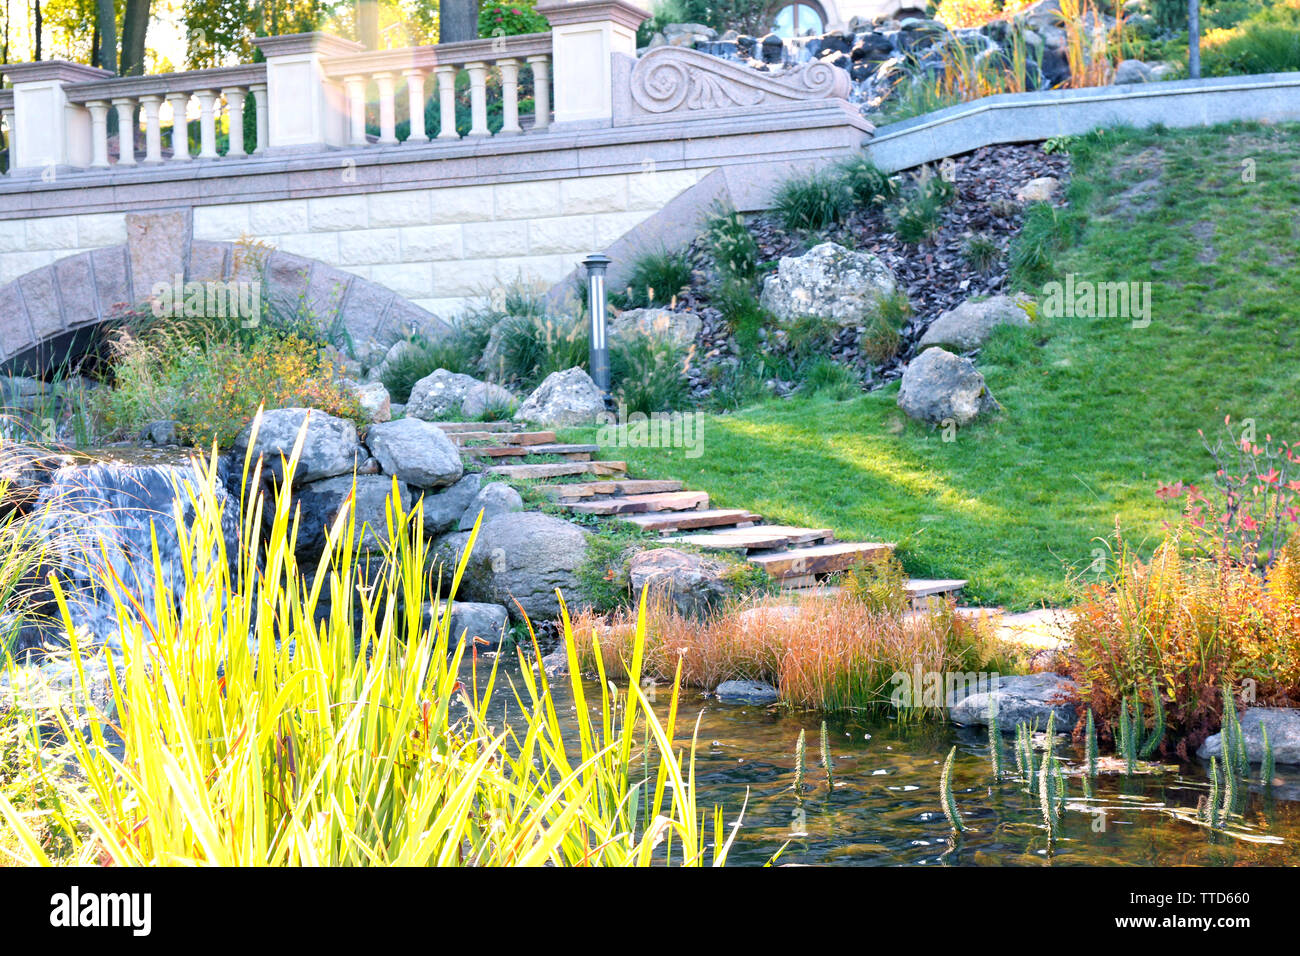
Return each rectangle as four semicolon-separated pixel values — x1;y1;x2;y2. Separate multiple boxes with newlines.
583;253;612;396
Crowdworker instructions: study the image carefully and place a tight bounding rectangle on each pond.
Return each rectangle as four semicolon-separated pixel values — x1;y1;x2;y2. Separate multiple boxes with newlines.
472;656;1300;867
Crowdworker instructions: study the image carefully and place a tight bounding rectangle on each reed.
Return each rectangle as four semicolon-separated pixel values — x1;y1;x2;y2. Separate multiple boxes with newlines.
0;422;738;866
939;746;964;833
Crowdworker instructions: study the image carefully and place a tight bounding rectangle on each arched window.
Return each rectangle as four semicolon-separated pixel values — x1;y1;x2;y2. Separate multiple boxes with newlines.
772;2;825;37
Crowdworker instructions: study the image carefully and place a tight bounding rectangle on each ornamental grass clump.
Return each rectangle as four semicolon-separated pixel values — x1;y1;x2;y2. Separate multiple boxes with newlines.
0;419;737;866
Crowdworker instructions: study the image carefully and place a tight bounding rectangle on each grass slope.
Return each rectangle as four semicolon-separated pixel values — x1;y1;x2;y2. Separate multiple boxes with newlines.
566;122;1300;609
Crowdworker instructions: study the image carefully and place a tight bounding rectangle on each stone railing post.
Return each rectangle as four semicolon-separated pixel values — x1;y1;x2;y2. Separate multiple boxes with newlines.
1;61;113;172
252;32;363;152
537;0;648;127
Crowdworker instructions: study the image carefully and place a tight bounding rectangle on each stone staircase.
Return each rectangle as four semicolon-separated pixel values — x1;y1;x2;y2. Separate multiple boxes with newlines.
438;421;967;601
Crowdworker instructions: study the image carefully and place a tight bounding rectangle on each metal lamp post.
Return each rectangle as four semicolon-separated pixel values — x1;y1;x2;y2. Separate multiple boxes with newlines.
583;253;612;396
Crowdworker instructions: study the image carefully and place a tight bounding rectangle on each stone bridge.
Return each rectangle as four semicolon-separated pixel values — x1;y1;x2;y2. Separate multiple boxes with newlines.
0;0;868;372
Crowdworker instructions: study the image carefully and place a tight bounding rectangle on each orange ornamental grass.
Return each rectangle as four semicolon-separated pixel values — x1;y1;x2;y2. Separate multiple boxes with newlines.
1068;532;1300;755
570;589;1012;713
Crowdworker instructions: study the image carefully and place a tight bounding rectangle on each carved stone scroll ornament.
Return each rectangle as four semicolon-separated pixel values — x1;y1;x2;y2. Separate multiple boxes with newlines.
629;46;851;115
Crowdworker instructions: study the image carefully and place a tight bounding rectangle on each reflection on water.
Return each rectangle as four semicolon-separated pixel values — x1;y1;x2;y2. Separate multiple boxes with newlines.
469;654;1300;867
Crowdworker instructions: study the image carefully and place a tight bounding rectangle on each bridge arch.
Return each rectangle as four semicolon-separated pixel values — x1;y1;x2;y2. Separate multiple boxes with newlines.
0;209;451;376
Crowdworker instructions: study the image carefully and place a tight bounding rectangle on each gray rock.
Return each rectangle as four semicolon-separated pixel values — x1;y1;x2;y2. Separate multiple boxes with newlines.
142;420;180;445
918;295;1032;351
515;367;606;427
458;481;523;530
897;347;998;426
1198;707;1300;766
364;417;463;489
295;474;411;554
1113;58;1152;84
417;472;482;534
346;379;392;423
628;547;732;619
714;679;780;705
609;307;702;348
233;407;362;484
406;368;516;421
440;601;511;650
436;511;589;622
759;242;902;327
949;673;1078;730
365;338;422;383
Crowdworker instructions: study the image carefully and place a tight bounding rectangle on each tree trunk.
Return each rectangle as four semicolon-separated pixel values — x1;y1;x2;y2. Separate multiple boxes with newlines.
34;1;43;60
357;0;379;48
95;0;118;74
440;0;480;43
1187;0;1201;78
119;0;151;77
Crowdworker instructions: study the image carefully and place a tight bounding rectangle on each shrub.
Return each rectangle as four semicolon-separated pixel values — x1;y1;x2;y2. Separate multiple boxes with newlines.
381;330;485;403
610;335;692;415
1069;533;1300;754
1203;22;1300;76
712;278;768;352
96;328;362;446
614;248;693;309
477;0;550;37
963;233;1002;274
801;357;860;400
841;552;910;615
860;290;912;364
838;154;897;209
889;170;954;244
704;207;760;281
492;313;589;388
773;170;850;232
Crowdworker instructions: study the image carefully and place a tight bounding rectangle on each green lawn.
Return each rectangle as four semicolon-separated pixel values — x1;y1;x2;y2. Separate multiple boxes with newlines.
565;122;1300;610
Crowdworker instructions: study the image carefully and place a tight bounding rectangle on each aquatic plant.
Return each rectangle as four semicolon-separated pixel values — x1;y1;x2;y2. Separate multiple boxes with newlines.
1140;683;1166;759
939;746;964;833
1260;721;1274;787
794;728;807;796
819;720;834;793
987;701;1003;775
1085;709;1099;778
0;425;739;866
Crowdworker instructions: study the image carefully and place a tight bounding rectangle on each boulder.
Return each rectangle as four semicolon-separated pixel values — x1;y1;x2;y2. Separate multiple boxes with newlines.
295;474;411;554
364;417;463;489
1113;58;1152;84
715;679;780;705
346;379;392;423
608;307;702;348
417;473;482;535
457;481;523;530
441;601;511;651
406;368;516;421
233;407;362;484
628;547;732;619
897;348;998;426
1015;176;1060;203
437;511;589;621
1198;707;1300;766
949;673;1078;730
917;294;1032;351
514;367;606;427
142;420;180;445
759;242;902;328
365;338;422;383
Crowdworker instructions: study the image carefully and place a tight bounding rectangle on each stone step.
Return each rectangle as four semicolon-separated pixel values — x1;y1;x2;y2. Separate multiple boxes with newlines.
462;442;599;460
561;490;709;515
451;430;557;446
485;460;627;480
748;541;894;579
662;525;835;552
620;508;761;532
542;479;685;500
905;578;968;600
435;421;514;433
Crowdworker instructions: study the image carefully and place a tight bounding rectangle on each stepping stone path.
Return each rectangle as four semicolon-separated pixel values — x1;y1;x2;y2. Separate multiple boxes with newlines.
436;421;967;600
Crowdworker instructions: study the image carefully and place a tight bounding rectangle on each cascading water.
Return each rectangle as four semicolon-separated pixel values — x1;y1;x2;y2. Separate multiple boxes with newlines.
27;456;241;653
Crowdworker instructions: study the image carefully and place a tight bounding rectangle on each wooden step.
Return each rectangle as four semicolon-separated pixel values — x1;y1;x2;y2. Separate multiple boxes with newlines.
620;508;761;532
748;541;894;579
561;490;709;515
463;443;598;460
663;526;834;552
451;430;557;446
543;479;685;500
905;579;968;602
485;460;627;480
435;421;514;433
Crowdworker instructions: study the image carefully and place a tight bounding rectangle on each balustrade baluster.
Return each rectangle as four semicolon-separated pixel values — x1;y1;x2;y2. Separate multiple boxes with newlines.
249;84;268;154
344;75;368;146
435;66;458;140
375;73;398;145
111;97;137;164
403;69;428;143
527;55;551;131
140;95;164;163
223;87;247;157
498;59;521;136
195;90;220;159
466;62;489;138
87;100;111;167
166;93;191;160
